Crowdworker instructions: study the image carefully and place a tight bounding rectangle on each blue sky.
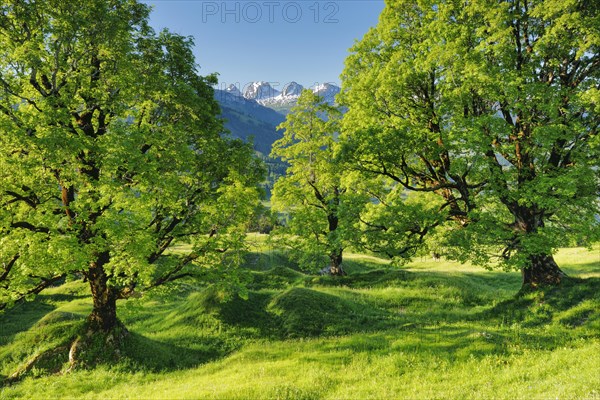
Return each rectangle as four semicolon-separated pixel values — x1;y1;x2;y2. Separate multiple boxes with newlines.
142;1;385;90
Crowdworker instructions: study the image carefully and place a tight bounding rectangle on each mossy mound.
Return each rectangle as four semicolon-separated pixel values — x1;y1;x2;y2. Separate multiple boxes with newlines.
267;287;388;337
2;311;83;383
179;288;278;337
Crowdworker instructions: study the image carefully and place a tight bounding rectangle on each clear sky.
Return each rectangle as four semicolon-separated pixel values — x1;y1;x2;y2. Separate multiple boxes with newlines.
141;1;385;90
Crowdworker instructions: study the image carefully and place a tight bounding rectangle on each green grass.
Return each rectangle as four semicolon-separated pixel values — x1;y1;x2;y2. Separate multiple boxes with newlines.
1;244;599;399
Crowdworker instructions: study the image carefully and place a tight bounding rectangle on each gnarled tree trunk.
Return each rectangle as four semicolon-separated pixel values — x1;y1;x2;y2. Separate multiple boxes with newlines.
67;251;126;370
509;204;567;288
86;251;120;332
522;253;567;288
329;250;345;276
326;204;345;276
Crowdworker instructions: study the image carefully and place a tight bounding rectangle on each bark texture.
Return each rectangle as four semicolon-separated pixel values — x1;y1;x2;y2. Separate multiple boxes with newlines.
86;251;119;332
329;250;346;276
522;253;567;288
509;205;567;288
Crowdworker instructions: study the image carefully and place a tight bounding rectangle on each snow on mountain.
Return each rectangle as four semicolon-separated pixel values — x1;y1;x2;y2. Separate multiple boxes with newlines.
225;84;243;97
212;80;341;153
243;81;340;110
215;80;340;111
282;81;304;97
311;83;341;104
259;81;304;107
243;81;281;101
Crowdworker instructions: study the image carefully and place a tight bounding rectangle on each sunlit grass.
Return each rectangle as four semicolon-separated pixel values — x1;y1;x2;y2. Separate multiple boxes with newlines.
554;245;600;278
1;245;598;399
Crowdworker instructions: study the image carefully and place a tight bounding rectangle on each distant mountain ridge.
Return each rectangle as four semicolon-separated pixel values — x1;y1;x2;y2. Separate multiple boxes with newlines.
214;81;341;154
220;81;340;110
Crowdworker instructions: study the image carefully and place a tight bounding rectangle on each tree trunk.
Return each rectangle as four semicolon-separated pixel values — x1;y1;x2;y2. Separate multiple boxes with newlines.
507;204;567;289
326;201;345;276
328;249;345;276
86;251;119;332
522;253;567;288
66;251;126;369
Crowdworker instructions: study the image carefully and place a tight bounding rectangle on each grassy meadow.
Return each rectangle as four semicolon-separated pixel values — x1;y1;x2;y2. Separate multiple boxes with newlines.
1;237;599;399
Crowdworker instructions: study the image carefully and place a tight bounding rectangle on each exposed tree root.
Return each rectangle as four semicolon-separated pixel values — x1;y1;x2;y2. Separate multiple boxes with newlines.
3;322;129;385
4;345;69;385
65;322;129;371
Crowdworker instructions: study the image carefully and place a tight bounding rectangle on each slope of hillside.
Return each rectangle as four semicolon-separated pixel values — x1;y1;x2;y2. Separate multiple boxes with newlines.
214;88;285;155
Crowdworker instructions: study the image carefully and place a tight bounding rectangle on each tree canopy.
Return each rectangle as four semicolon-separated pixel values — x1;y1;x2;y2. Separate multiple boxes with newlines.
339;0;599;286
0;0;262;334
270;90;347;275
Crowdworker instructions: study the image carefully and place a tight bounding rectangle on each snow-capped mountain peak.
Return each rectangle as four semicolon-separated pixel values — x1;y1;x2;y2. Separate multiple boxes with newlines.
281;81;304;97
212;79;341;152
225;84;242;97
243;81;281;100
239;80;339;109
258;81;305;107
311;83;341;103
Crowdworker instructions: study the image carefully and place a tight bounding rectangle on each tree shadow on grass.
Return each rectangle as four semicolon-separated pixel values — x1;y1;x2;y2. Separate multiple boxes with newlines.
479;277;600;325
213;291;281;337
2;316;240;383
193;286;399;340
0;301;56;384
4;263;599;381
0;284;89;347
121;330;236;372
207;266;600;341
318;321;584;365
331;326;501;356
0;301;56;347
41;292;88;303
560;260;600;276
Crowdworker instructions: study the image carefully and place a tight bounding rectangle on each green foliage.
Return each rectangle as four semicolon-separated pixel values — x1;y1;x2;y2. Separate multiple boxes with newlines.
270;90;349;273
0;0;262;317
247;203;280;234
258;155;289;199
339;0;600;278
343;176;447;263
